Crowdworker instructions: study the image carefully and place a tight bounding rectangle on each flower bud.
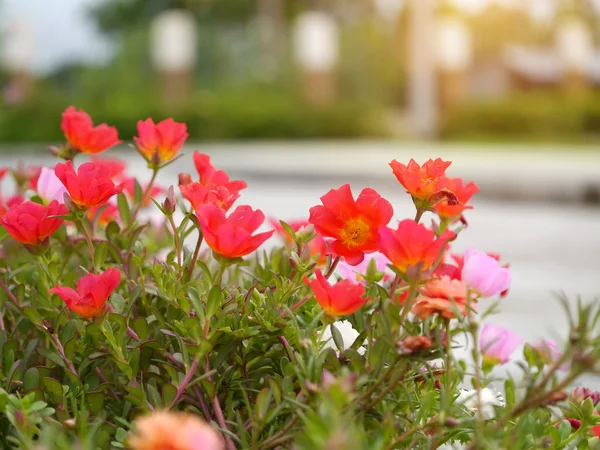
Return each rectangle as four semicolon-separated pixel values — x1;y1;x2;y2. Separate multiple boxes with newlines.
162;186;176;214
14;409;25;427
64;418;77;429
570;387;600;406
445;417;460;428
178;173;193;186
588;437;600;449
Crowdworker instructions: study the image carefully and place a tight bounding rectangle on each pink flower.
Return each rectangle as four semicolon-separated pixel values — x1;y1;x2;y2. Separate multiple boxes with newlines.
37;167;68;204
337;252;390;285
532;339;568;371
461;248;511;298
480;323;524;365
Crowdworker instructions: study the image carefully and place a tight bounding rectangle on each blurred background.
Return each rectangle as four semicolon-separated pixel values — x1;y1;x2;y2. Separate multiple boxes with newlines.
3;0;600;141
1;0;600;346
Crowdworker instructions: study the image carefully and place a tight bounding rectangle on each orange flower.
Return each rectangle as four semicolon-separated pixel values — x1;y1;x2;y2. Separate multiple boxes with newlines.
378;219;455;274
308;184;393;266
129;411;224;450
434;177;479;221
412;276;470;319
304;269;369;316
390;158;451;200
61;106;121;154
134;118;189;164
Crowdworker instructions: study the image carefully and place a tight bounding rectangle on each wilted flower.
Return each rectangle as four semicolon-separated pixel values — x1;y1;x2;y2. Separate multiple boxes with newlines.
456;387;505;420
435;177;479;221
480;323;524;365
129;410;224;450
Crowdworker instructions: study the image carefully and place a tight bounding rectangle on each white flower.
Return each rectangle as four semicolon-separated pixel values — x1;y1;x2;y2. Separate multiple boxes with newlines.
437;442;467;450
456;387;505;420
321;320;365;355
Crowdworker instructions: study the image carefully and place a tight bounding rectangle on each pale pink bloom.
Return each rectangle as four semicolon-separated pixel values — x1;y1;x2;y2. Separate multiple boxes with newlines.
37;167;68;204
480;323;524;364
533;339;569;372
461;248;511;298
337;252;390;285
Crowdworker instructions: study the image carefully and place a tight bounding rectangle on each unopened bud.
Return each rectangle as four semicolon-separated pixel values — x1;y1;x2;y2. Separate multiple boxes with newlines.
588;436;600;449
305;380;318;393
14;409;25;427
162;186;176;214
296;224;315;242
64;418;77;429
444;417;460;427
178;173;193;186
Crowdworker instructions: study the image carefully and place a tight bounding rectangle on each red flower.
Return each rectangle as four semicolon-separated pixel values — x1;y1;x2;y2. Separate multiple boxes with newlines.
134;118;188;163
0;168;8;182
192;152;247;193
55;161;124;209
303;269;369;316
198;204;274;259
0;195;25;218
49;268;121;318
61;106;121;154
87;203;120;226
390;158;451;200
308;184;393;266
412;276;470;319
122;177;164;208
179;152;247;212
180;183;239;212
1;200;67;246
378;219;455;274
434;177;479;220
90;156;127;179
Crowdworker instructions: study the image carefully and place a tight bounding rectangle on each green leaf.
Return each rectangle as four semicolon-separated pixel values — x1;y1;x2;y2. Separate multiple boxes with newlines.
64;336;78;361
162;383;177;407
279;221;296;240
94;241;109;271
133;179;144;205
117;193;131;226
111;294;126;314
22;307;43;326
86;392;105;415
37;348;65;368
187;287;205;322
132;318;149;341
6;360;21;387
206;286;223;319
330;324;344;352
557;420;572;440
106;221;120;243
42;378;64;404
23;368;39;390
255;388;272;422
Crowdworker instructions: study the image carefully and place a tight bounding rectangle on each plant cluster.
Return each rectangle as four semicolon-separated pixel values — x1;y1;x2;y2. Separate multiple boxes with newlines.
0;107;599;449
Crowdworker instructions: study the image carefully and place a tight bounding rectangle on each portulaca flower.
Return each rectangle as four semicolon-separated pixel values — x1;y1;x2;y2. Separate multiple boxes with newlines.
37;167;68;204
321;320;365;355
456;387;505;420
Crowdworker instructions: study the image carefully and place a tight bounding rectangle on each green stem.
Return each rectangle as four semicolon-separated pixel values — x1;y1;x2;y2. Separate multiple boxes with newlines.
129;167;159;226
167;214;183;276
324;256;341;279
78;219;96;273
187;229;204;280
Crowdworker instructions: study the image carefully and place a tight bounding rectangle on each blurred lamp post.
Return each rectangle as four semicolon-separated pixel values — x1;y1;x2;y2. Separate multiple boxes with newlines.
150;10;198;105
407;0;438;138
1;18;36;104
435;15;472;110
555;17;593;93
292;12;339;106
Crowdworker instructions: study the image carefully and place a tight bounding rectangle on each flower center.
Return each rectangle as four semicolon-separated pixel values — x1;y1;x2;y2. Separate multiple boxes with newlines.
341;218;370;248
